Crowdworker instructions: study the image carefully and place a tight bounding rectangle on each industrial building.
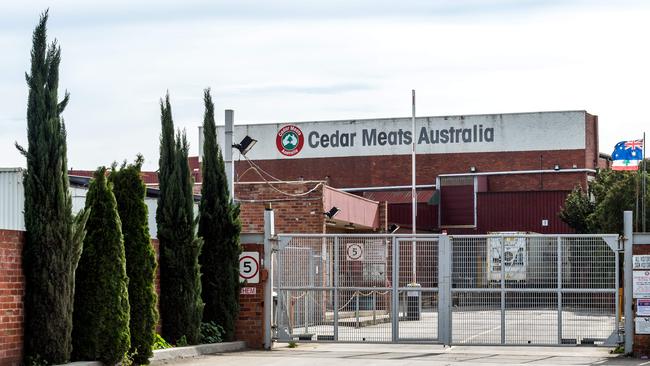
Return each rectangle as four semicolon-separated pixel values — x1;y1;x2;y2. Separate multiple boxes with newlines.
205;110;607;234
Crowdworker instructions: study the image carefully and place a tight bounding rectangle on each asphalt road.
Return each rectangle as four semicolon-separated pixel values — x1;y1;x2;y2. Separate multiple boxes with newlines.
158;343;643;366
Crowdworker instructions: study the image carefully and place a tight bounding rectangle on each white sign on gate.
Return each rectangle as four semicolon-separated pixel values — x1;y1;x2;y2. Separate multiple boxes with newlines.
346;243;364;261
239;252;260;284
634;255;650;270
633;270;650;298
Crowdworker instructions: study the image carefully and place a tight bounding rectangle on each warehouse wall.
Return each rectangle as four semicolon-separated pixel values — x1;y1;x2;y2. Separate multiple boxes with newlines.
236;149;589;190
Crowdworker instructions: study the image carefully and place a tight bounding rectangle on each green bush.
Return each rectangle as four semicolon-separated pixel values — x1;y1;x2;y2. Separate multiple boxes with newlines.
72;167;131;364
152;334;172;350
18;11;89;364
156;94;204;345
198;89;242;341
110;157;159;365
200;322;224;344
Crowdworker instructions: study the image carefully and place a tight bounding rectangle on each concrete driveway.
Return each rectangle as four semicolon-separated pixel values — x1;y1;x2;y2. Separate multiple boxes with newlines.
161;343;642;366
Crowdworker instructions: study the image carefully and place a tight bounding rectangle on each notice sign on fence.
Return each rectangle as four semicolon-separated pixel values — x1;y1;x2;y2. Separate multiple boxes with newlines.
634;255;650;270
633;271;650;298
638;299;650;316
636;317;650;334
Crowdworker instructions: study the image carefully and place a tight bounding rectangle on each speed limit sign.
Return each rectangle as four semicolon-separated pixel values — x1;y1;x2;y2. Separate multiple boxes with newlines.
346;243;364;261
239;252;260;284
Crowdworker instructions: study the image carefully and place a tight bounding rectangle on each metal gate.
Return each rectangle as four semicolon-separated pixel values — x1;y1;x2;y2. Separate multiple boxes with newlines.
272;233;620;346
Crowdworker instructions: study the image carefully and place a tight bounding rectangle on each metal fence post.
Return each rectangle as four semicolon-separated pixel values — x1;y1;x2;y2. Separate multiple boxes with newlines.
500;235;506;345
334;236;339;341
438;234;452;345
557;236;563;344
392;237;399;342
624;211;634;354
263;208;275;350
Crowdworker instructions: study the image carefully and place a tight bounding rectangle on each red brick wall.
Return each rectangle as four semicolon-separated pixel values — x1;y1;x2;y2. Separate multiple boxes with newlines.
235;243;265;349
236;182;325;234
585;113;599;169
236;149;589;190
487;172;587;192
0;230;24;366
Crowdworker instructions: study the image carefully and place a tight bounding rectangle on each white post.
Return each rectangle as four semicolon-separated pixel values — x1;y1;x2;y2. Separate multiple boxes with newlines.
624;210;634;354
263;208;275;350
411;89;417;284
225;110;234;201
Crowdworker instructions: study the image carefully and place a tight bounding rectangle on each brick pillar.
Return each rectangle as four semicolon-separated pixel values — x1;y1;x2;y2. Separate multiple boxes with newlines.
235;243;266;349
0;230;25;366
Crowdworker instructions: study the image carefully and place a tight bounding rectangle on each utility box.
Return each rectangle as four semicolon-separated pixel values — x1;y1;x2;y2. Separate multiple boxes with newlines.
406;283;421;320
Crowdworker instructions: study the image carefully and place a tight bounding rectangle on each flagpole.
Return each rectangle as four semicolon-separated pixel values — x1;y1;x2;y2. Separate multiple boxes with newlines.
641;131;648;233
411;89;417;284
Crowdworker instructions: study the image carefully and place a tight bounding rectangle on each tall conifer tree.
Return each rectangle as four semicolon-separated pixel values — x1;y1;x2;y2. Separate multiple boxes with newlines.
16;11;89;364
72;167;130;365
110;157;158;364
198;89;242;341
156;94;204;344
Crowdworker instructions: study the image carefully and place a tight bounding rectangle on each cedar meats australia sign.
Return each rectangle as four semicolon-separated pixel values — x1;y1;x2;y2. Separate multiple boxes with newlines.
210;111;588;160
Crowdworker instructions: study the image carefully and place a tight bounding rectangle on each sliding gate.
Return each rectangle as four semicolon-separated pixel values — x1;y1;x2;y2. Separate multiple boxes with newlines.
273;234;620;346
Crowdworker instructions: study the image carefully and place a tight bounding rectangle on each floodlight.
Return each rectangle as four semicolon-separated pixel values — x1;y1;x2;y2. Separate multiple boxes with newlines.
324;206;340;219
233;135;257;155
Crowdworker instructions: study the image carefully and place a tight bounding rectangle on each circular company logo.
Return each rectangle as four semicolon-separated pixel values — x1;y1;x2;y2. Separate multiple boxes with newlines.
276;125;304;156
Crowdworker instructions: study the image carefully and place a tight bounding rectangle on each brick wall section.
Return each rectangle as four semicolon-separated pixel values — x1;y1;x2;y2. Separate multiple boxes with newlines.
236;182;326;234
235;243;265;349
634;244;650;356
0;230;24;366
236;149;590;190
585;113;599;169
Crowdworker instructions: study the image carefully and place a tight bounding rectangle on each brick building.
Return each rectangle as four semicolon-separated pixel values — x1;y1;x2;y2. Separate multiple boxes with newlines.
207;110;607;234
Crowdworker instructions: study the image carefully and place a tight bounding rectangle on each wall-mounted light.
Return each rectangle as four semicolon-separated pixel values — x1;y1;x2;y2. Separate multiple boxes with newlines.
324;206;340;219
233;135;257;155
553;164;560;171
469;166;477;173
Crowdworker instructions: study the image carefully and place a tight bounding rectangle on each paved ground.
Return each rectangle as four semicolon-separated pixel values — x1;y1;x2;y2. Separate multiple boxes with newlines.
161;343;643;366
289;309;616;344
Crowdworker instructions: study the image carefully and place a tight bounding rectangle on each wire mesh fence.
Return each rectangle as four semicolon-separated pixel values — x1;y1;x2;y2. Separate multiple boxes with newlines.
273;233;619;346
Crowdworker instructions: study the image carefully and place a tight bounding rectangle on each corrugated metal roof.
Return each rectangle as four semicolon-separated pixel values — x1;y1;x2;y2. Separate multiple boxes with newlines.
363;189;434;204
0;169;24;230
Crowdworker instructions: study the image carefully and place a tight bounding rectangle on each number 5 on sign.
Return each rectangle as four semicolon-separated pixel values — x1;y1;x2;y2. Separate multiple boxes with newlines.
346;243;364;261
239;252;260;284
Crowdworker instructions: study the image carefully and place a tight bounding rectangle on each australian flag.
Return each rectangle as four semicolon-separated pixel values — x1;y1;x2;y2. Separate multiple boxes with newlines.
612;139;644;171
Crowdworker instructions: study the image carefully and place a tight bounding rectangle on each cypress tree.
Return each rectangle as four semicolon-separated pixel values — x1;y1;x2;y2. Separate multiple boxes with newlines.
156;93;204;345
110;156;158;365
72;167;131;365
198;89;242;341
16;11;89;364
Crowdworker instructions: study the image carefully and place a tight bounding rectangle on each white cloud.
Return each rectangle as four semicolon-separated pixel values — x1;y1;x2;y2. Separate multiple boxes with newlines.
1;1;649;170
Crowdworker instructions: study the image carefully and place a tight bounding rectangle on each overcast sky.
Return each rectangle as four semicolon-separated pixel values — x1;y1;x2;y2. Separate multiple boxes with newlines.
1;0;649;171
